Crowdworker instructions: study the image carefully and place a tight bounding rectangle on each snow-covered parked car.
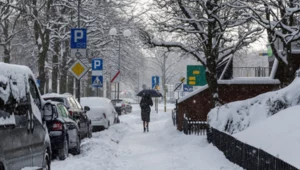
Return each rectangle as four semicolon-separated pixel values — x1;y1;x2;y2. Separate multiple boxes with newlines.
80;97;119;131
0;63;51;170
44;101;81;160
42;93;92;139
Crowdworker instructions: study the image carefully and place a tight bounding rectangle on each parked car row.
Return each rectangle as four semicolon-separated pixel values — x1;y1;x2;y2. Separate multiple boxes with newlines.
111;99;132;115
0;63;122;170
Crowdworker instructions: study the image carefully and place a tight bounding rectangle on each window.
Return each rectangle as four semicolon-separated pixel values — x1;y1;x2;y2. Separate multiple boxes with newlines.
28;79;41;109
57;104;68;118
66;97;77;109
72;97;82;110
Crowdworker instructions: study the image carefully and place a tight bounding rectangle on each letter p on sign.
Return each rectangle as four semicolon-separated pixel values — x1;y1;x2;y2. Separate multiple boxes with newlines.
75;30;83;42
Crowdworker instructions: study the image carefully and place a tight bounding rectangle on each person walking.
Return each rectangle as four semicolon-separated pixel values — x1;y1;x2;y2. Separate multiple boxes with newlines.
140;93;153;132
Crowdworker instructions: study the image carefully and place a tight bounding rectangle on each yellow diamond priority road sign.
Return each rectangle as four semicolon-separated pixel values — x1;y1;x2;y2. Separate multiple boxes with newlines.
68;59;89;80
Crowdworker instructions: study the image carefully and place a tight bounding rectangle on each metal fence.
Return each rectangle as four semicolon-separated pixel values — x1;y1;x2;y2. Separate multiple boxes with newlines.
233;67;272;77
183;116;208;135
207;127;298;170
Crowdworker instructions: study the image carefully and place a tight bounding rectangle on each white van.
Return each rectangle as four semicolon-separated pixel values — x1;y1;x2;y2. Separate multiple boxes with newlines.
0;63;51;170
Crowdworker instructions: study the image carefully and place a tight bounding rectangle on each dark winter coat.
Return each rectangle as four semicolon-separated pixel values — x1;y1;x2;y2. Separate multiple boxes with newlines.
140;94;153;122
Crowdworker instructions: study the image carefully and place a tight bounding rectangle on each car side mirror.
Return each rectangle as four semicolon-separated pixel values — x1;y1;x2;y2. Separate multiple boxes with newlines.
84;106;90;112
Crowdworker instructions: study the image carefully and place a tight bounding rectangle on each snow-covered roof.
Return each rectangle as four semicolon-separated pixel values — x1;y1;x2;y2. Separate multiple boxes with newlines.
218;77;280;84
178;77;280;103
0;62;34;104
42;93;68;99
178;85;208;103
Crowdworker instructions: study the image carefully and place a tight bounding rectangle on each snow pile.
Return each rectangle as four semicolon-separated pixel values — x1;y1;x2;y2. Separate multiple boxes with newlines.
208;75;300;134
233;105;300;168
52;122;130;170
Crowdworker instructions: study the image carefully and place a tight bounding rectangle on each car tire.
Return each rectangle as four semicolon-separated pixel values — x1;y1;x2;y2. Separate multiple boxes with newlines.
58;138;68;160
43;150;51;170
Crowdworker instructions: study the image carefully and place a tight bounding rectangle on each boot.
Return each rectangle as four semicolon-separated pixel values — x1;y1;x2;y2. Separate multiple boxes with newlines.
144;127;146;133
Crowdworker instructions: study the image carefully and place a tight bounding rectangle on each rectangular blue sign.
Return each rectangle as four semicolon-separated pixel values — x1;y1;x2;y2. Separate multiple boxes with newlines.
152;76;159;89
92;58;103;71
71;28;87;48
183;84;193;92
92;76;103;88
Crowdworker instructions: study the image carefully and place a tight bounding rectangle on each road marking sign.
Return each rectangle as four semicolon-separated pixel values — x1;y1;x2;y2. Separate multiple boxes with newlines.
111;70;120;83
71;49;86;59
92;76;103;88
68;59;88;80
183;84;193;92
71;28;87;49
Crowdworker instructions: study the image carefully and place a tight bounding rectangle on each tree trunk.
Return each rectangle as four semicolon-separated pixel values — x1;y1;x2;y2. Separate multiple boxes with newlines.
32;0;51;94
67;75;74;94
86;71;93;96
206;56;220;107
3;44;10;63
59;39;69;94
52;38;59;93
38;50;47;94
2;7;10;63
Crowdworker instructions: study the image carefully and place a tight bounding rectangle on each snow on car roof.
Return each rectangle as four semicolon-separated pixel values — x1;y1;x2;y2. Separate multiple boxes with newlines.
42;93;68;98
80;97;110;107
0;62;34;104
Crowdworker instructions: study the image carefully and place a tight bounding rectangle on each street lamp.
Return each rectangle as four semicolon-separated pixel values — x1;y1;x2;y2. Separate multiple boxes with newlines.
109;27;131;100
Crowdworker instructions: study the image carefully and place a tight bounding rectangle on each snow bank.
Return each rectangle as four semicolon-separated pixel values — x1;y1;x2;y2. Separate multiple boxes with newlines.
233;105;300;168
208;75;300;134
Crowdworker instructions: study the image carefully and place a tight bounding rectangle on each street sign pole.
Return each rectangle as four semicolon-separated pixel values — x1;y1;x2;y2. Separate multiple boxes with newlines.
76;0;81;102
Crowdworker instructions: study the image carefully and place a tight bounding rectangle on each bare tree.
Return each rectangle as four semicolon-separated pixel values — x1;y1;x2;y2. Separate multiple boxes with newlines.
231;0;300;84
0;0;24;63
140;0;263;106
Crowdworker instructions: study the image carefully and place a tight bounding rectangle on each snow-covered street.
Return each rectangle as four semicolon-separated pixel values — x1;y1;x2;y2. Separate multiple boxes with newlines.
52;104;241;170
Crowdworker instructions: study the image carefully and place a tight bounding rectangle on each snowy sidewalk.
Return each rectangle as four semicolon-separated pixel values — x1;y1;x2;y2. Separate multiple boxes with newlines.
52;104;242;170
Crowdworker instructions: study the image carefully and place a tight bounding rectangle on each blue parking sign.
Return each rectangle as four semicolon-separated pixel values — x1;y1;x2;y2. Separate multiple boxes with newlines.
92;59;103;71
71;28;87;48
152;76;159;89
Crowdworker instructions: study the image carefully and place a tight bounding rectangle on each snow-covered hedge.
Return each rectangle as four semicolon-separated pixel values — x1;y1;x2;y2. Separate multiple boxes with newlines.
208;71;300;134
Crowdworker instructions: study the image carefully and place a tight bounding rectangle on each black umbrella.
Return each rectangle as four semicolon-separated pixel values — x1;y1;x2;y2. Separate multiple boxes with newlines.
136;89;162;97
